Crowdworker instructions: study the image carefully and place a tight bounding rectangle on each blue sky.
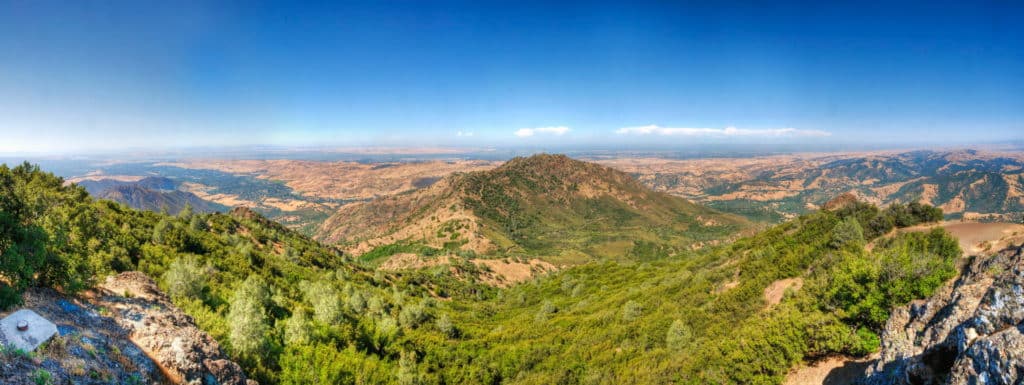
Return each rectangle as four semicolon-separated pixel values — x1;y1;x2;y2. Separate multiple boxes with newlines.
0;1;1021;153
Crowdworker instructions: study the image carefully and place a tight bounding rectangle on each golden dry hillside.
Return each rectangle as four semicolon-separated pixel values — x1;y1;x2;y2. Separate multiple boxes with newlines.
315;154;749;264
598;149;1024;222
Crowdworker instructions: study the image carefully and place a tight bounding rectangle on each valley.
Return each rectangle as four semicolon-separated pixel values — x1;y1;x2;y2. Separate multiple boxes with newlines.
4;2;1021;383
53;149;1023;243
596;149;1024;223
6;154;1021;384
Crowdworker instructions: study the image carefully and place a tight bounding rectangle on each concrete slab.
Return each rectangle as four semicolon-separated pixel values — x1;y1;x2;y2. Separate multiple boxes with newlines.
0;309;58;352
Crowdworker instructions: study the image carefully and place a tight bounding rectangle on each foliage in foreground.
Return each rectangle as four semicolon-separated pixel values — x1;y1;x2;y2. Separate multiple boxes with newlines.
0;163;958;384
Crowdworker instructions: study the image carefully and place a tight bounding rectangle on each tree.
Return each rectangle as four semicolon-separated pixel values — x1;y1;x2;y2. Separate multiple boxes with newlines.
152;219;171;244
830;216;865;249
436;313;456;338
397;351;421;385
0;166;44;307
399;302;427;329
305;280;342;324
189;215;207;232
535;300;557;322
622;300;643;321
665;319;692;350
348;290;366;314
163;257;207;299
228;275;270;355
284;309;312;346
178;202;194;220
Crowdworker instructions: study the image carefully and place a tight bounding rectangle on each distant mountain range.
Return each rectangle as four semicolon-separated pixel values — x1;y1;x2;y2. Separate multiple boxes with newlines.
316;154;748;264
56;149;1024;233
600;150;1024;223
75;176;227;214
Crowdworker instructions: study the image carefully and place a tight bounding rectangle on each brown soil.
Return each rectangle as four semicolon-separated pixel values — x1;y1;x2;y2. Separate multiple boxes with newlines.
473;258;557;287
764;278;803;307
163;159;499;200
595;150;1024;220
899;222;1024;256
378;254;557;287
784;355;876;385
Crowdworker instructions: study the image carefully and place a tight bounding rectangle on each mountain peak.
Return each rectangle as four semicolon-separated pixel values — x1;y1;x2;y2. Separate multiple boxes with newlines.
316;155;747;262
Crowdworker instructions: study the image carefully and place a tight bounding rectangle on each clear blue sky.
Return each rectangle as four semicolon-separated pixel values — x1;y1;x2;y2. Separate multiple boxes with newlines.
1;1;1021;153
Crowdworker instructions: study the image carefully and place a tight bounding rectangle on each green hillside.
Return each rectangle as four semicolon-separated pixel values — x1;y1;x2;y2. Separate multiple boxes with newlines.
319;154;749;264
1;162;957;384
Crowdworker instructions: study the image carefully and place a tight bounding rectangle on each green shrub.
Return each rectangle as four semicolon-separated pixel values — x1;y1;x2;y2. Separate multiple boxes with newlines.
163;257;207;299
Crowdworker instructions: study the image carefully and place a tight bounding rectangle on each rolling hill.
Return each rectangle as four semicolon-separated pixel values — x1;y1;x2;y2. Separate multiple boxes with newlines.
75;176;227;215
315;154;749;264
600;149;1024;222
3;161;1007;384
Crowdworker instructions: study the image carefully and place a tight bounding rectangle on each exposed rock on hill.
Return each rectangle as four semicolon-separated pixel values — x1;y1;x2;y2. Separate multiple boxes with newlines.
823;192;862;211
863;243;1024;384
97;272;256;385
0;272;254;385
316;154;748;262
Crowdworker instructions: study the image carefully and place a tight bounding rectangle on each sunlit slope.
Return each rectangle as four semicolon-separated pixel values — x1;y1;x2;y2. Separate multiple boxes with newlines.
409;198;957;384
316;154;749;263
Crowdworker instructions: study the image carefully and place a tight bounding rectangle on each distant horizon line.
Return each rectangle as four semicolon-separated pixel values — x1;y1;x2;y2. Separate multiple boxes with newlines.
2;141;1022;161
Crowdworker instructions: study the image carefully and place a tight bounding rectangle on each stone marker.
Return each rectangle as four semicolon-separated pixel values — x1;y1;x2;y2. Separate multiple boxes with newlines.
0;309;58;352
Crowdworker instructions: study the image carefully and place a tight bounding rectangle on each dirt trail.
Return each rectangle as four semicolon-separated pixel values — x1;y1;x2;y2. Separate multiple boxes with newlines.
764;278;803;307
784;355;876;385
378;254;556;287
898;222;1024;255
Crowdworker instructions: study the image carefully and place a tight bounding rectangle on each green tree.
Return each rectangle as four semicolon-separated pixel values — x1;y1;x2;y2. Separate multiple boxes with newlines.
188;215;207;232
305;280;342;324
665;319;692;350
284;309;312;346
831;216;865;249
152;218;171;244
178;202;194;220
436;313;456;338
399;302;427;329
622;300;643;321
163;257;207;299
0;166;44;306
228;275;270;355
397;351;421;385
348;290;366;314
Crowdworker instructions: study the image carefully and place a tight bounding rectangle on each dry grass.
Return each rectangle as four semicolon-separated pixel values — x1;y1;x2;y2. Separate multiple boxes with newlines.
764;278;804;307
784;354;876;385
164;159;499;200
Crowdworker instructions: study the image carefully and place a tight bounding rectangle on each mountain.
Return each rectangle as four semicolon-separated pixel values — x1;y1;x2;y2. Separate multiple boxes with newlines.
75;176;176;195
1;161;993;384
76;176;226;215
316;154;749;263
96;184;225;214
601;150;1024;223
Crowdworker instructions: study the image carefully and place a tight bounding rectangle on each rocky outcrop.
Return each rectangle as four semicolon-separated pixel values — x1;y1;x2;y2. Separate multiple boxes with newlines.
863;243;1024;384
95;272;257;385
1;287;169;384
0;272;254;385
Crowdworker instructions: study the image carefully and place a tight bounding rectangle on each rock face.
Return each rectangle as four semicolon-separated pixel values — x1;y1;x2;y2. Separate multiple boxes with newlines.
1;287;169;384
0;272;254;385
863;244;1024;384
96;271;257;385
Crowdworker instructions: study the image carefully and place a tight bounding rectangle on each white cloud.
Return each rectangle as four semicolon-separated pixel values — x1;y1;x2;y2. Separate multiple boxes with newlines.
514;126;571;137
456;131;474;137
614;125;831;137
